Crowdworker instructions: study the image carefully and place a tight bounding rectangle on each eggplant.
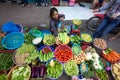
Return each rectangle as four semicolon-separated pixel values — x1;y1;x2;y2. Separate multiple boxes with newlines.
35;66;40;78
39;64;46;78
31;67;36;78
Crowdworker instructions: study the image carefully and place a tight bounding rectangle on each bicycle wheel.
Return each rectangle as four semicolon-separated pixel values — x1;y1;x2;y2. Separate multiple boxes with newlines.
86;16;101;32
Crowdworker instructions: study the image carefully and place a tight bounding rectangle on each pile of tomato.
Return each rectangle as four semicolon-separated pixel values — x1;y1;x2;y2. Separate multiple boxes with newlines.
55;48;73;62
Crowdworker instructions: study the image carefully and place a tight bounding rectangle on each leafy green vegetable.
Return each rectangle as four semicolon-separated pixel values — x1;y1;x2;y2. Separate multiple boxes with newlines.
81;33;92;42
38;50;54;62
47;60;63;79
64;60;79;76
43;34;55;46
83;71;94;78
0;53;13;70
96;70;108;80
11;66;30;80
16;43;35;54
70;35;81;44
24;33;35;44
0;37;4;50
25;50;39;64
0;74;8;80
72;44;82;55
58;32;68;44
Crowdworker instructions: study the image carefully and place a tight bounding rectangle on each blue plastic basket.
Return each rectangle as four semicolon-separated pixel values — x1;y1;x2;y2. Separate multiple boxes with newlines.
2;32;24;49
38;45;54;52
41;30;52;35
2;22;20;34
16;24;24;33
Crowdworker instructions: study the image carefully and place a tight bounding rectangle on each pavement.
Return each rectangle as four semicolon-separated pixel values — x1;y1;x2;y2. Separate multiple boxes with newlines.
0;2;120;80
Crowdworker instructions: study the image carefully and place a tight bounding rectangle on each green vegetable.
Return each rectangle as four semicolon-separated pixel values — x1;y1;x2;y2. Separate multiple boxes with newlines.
17;43;36;54
0;74;8;80
25;50;39;64
43;34;55;46
70;35;81;44
58;32;67;44
11;66;30;80
39;50;54;62
0;37;4;50
83;71;94;78
0;53;13;70
105;48;112;54
72;44;82;55
81;33;92;42
47;60;63;79
24;33;35;44
64;60;79;76
96;70;108;80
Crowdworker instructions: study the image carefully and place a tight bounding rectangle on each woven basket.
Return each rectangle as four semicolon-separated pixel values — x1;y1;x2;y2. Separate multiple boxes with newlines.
7;65;31;80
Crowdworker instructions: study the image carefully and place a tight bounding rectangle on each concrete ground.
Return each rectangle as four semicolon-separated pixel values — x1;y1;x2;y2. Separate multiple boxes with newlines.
0;2;120;80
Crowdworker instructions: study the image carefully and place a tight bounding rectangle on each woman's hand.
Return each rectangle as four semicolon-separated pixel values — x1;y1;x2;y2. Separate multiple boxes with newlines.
93;9;100;13
61;24;64;29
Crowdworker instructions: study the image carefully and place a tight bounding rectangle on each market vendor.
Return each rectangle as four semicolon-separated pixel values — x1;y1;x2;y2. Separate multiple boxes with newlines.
49;7;65;36
93;0;120;38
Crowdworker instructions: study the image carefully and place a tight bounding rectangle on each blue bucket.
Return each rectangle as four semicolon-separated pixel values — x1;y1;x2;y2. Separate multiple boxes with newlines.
2;22;20;34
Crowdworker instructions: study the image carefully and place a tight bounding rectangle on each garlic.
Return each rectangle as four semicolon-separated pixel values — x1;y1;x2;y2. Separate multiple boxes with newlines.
32;37;42;45
50;60;54;67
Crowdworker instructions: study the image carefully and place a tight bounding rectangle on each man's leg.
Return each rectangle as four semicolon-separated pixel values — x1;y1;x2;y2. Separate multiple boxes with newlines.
99;19;120;37
93;16;109;38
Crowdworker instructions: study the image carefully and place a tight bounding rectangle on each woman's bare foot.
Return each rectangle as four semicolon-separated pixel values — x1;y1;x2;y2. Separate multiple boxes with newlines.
108;37;116;41
21;4;25;7
27;4;31;8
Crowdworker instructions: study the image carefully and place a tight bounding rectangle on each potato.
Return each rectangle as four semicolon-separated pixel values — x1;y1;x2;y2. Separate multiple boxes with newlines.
114;63;120;70
117;76;120;80
113;65;119;72
117;63;120;66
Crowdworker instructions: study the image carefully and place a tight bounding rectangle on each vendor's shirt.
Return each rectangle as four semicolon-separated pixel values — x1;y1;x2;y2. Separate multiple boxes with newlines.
100;0;120;19
49;14;65;36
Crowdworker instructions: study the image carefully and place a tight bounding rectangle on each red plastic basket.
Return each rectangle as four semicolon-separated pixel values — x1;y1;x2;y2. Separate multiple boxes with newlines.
54;45;73;63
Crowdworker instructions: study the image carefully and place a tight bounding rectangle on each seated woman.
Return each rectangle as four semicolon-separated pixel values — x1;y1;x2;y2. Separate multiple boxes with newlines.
93;0;120;38
49;7;65;36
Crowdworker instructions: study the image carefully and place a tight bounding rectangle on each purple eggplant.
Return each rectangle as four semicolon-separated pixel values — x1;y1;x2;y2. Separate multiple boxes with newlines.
31;67;36;78
39;64;46;78
35;66;40;78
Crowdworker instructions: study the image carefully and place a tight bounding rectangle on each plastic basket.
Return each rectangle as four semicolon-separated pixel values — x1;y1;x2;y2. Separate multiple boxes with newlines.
42;46;52;54
72;43;82;55
38;46;54;52
73;19;81;26
1;22;20;34
16;24;24;33
41;30;52;35
2;32;24;49
12;51;27;66
54;45;73;63
81;32;93;45
46;59;63;80
29;29;43;38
